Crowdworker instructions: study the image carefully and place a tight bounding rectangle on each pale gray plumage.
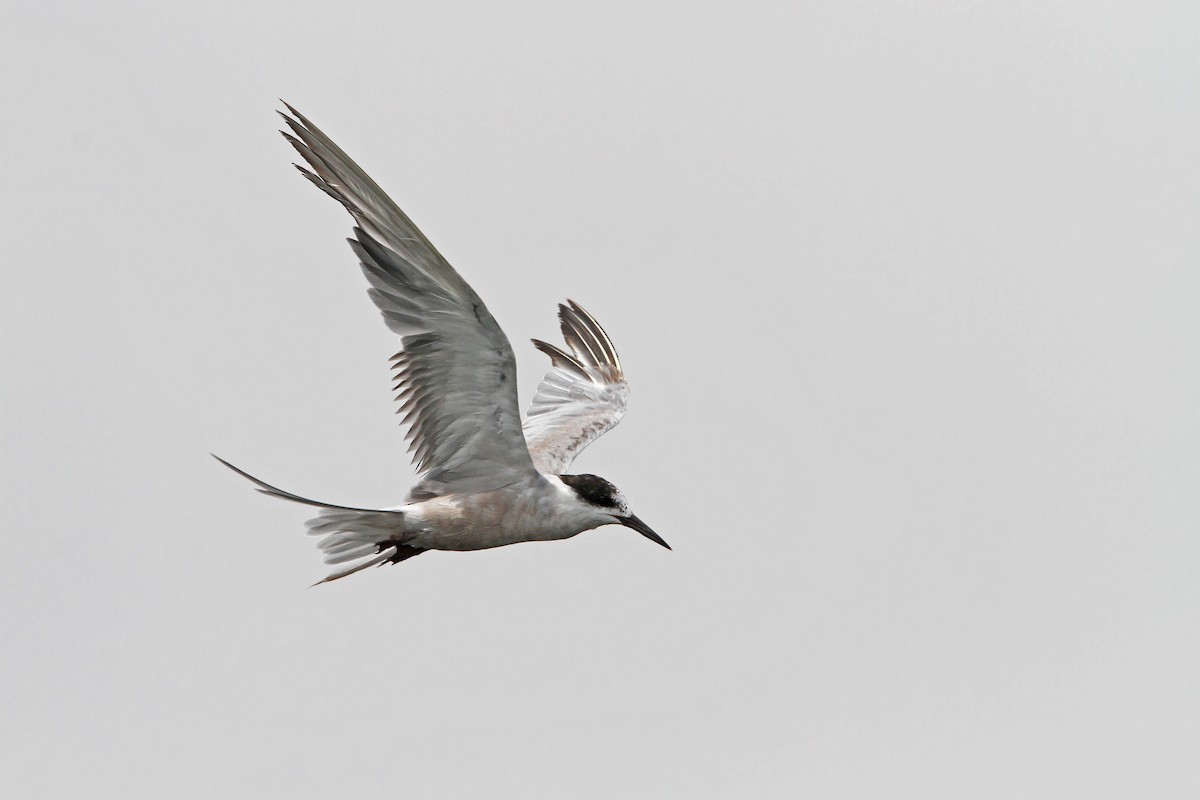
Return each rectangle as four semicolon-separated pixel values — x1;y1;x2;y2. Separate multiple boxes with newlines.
280;102;534;501
217;104;668;583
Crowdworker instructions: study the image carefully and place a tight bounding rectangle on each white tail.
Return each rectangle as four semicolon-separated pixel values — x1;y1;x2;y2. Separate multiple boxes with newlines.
213;455;425;583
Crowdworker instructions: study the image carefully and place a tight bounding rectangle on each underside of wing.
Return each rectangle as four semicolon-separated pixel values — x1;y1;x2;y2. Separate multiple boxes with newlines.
523;300;630;474
280;104;536;498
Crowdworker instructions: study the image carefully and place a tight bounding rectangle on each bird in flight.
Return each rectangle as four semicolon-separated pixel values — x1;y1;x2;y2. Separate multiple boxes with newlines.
216;104;669;583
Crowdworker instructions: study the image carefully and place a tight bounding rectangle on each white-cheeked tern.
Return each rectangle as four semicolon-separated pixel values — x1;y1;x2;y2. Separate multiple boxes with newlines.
216;104;670;583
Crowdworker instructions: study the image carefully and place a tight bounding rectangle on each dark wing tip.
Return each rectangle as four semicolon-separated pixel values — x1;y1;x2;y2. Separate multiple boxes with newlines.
279;100;307;126
532;338;589;378
556;298;623;378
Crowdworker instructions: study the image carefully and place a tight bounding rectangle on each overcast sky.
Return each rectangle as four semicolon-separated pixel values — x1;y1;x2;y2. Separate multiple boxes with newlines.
3;1;1198;797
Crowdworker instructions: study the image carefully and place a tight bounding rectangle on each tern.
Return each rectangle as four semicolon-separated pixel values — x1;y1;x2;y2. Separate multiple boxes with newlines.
217;104;669;583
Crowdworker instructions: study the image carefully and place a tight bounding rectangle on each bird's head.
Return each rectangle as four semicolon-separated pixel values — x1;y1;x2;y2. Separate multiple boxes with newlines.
559;473;670;550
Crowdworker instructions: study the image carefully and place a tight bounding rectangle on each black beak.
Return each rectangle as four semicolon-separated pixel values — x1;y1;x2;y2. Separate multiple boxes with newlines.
620;514;671;550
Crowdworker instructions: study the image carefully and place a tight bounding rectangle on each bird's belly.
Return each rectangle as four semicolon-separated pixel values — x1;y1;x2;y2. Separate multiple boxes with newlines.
404;493;585;551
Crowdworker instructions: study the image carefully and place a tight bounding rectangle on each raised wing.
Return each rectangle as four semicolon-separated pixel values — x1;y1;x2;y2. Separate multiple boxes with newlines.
523;300;630;474
280;104;536;499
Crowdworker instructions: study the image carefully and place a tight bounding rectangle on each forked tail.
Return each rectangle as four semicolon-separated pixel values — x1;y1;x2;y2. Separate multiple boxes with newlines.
212;455;425;583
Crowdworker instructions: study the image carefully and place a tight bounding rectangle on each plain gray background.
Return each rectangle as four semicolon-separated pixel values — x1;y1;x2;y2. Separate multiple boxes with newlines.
3;1;1197;797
